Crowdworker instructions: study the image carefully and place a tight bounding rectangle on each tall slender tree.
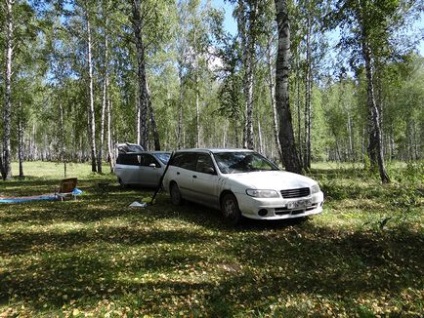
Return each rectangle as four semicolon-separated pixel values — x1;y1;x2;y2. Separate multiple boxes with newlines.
274;0;302;173
265;35;283;160
83;0;97;172
1;0;15;180
234;0;256;149
323;0;414;183
130;0;149;149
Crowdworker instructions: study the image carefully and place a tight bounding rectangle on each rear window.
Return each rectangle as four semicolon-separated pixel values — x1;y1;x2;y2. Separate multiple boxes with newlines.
116;154;140;165
170;152;197;171
195;153;215;174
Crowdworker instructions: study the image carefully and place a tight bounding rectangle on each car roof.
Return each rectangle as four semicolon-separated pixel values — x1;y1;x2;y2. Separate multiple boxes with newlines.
118;151;170;155
173;148;255;154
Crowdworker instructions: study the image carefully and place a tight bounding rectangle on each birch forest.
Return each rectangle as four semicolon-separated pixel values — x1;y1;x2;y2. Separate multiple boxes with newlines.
1;0;423;181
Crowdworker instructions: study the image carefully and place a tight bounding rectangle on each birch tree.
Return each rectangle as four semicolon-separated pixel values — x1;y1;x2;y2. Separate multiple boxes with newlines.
234;0;255;149
98;0;113;173
83;1;97;172
176;0;204;148
130;0;149;150
265;36;283;160
1;0;14;180
323;0;415;183
274;0;302;173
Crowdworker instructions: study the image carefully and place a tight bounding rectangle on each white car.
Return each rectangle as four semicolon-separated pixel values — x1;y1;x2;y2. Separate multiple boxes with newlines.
162;148;324;224
114;151;171;188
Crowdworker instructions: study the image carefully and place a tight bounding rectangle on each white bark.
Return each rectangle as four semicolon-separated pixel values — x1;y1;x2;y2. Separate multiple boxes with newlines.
1;0;14;180
85;2;97;172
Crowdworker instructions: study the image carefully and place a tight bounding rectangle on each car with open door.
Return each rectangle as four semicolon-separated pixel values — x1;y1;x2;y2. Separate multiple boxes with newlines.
114;151;171;188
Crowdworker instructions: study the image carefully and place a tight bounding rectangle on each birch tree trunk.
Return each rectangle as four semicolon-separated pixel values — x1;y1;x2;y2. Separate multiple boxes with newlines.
136;90;141;145
1;0;14;180
146;83;161;150
194;29;201;149
257;113;263;154
84;3;97;173
304;11;312;170
177;66;184;149
237;0;256;150
296;61;303;165
18;103;24;179
99;63;107;174
266;38;283;161
357;2;390;183
107;100;114;173
131;0;149;150
362;39;390;183
274;0;302;174
99;20;109;174
243;56;255;150
195;77;201;148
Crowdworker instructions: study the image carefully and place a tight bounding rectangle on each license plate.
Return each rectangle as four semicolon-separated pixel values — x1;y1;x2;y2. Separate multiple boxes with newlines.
287;199;311;209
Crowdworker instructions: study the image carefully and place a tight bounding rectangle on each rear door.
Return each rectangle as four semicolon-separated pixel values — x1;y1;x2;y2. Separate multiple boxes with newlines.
189;153;220;208
114;154;141;185
137;153;163;187
172;152;197;198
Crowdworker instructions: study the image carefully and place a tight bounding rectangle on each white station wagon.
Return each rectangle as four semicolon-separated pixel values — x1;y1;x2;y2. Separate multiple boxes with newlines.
114;151;171;188
162;148;324;224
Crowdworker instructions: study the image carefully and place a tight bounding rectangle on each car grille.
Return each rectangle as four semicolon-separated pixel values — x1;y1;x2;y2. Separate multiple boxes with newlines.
280;187;310;198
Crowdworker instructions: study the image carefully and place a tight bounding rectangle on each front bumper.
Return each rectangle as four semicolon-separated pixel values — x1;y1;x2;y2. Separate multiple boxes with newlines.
235;191;324;220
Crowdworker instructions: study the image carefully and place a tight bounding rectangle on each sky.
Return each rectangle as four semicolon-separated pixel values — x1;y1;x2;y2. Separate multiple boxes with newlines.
211;0;424;56
212;0;237;35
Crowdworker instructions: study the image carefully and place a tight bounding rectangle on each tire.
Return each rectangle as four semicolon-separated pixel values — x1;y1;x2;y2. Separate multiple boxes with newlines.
118;177;126;188
170;182;183;206
221;193;242;225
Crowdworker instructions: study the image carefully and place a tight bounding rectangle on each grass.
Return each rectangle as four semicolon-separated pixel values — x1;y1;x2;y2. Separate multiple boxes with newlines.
0;161;423;317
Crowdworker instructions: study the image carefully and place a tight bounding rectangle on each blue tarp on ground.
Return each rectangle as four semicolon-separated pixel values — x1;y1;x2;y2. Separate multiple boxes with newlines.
0;194;58;203
0;188;82;204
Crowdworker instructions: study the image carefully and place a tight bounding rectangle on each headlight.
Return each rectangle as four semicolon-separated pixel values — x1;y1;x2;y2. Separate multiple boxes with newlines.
246;189;279;198
311;183;321;194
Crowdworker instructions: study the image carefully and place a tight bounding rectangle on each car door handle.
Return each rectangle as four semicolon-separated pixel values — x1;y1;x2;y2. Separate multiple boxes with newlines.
177;172;180;175
193;175;197;179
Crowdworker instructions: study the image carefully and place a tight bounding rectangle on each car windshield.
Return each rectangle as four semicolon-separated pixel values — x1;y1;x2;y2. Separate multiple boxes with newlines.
213;151;279;174
154;152;171;165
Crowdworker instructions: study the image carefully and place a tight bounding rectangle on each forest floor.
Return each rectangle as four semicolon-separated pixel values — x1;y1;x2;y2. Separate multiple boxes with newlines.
0;161;423;317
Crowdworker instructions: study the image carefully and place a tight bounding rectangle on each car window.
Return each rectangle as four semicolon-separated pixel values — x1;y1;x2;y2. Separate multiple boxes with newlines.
140;154;160;167
154;152;171;165
213;151;279;173
195;153;216;174
116;154;140;165
169;153;184;167
171;153;197;171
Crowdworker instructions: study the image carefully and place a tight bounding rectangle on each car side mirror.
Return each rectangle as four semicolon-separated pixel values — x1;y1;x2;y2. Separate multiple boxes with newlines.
149;163;157;168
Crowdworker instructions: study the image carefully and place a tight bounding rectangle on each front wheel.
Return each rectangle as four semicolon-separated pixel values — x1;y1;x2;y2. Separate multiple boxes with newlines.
221;193;242;225
118;177;126;188
170;182;183;206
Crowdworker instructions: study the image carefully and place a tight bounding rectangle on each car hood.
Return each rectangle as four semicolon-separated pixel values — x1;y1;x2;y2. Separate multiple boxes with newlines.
224;170;317;190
